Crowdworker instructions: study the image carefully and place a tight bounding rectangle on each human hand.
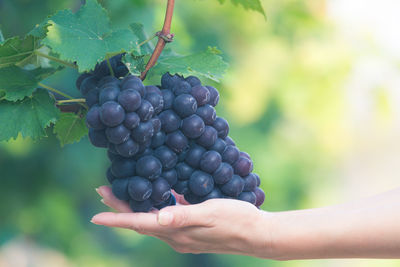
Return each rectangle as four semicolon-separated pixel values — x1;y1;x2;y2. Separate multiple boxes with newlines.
92;186;275;258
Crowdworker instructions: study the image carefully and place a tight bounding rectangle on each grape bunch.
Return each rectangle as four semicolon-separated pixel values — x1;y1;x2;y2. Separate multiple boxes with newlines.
77;56;265;212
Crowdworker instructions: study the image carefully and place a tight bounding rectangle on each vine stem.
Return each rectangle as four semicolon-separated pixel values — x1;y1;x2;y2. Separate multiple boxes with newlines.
38;82;88;109
140;0;175;80
35;51;78;69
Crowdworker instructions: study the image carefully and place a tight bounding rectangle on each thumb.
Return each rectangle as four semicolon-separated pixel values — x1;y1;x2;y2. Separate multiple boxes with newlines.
157;204;205;227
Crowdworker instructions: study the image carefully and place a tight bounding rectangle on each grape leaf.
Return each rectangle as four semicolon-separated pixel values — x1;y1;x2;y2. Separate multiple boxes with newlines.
0;30;4;44
42;0;138;72
0;66;58;101
123;53;150;76
217;0;265;17
53;112;88;146
0;36;36;68
29;21;51;39
0;89;60;141
150;47;229;82
130;23;154;56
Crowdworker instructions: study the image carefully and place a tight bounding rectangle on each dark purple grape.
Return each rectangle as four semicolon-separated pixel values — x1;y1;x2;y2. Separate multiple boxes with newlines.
123;112;140;129
158;110;181;133
200;151;221;174
105;124;130;144
151;131;166;148
162;169;178;186
80;76;98;95
161;73;181;89
189;171;214;196
181;114;205;139
173;80;191;95
85;88;99;108
254;173;261;187
176;162;194;181
111;157;136;178
173;180;189;195
100;101;125;127
220;175;244;197
184;191;201;204
76;73;92;90
121;76;146;97
88;128;108;148
145;92;164;114
222;145;240;164
213;117;229;139
224;136;236;146
185;144;206;168
86;105;105;130
98;76;119;86
238;191;256;205
129;199;153;212
196;126;217;148
145;85;162;96
118;89;141;112
154;146;178;170
136;100;154;122
131;121;154;143
196;104;216;125
151;178;171;203
112;178;130;201
107;148;118;161
155;194;176;209
136;156;162;180
150;117;161;133
240;151;251;160
210;138;227;154
205;85;219;107
136;141;152;156
185;76;201;87
93;57;118;78
161;89;175;110
243;173;258;192
201;187;223;201
166;131;189;153
99;86;120;105
106;167;116;184
254;187;265;207
233;157;253;177
115;138;139;157
128;176;153;201
173;94;197;118
213;162;234;184
190;85;210;106
115;63;129;78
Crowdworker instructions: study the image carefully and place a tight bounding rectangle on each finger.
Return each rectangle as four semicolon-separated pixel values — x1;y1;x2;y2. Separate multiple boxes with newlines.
172;190;190;205
157;204;211;228
91;212;165;234
96;186;131;213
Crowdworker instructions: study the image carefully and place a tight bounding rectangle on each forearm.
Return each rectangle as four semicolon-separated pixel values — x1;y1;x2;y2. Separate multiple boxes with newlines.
265;188;400;260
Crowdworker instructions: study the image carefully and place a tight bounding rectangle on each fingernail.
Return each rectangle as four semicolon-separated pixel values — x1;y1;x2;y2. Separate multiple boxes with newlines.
158;211;173;226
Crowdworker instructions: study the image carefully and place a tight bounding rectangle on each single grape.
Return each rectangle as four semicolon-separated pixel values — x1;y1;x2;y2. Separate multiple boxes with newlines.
131;121;154;144
88;128;108;148
150;117;161;133
121;76;146;97
115;63;129;78
200;150;222;174
136;155;162;180
128;176;153;201
118;89;142;112
173;94;197;118
222;145;239;165
98;76;119;87
176;162;194;181
181;114;205;139
196;126;217;148
173;180;189;195
184;191;201;204
224;136;236;146
196;104;216;125
254;187;265;207
240;151;251;160
99;86;120;105
158;110;181;133
190;86;210;106
189;171;214;196
111;157;136;178
162;169;178;186
115;138;139;157
185;144;206;168
151;177;171;203
85;88;99;108
166;131;189;153
123;112;140;129
105;124;130;144
136;100;154;122
151;131;166;149
205;85;219;107
213;117;229;139
145;85;162;96
233;157;253;177
145;92;164;114
173;80;191;95
213;162;234;184
210;138;227;154
100;101;125;127
112;178;130;201
161;89;175;110
80;76;98;95
106;167;116;184
161;72;181;89
154;146;178;170
201;187;223;201
76;73;92;90
185;76;201;87
242;173;257;192
254;173;261;187
238;191;256;205
129;199;153;212
220;175;244;197
86;105;105;130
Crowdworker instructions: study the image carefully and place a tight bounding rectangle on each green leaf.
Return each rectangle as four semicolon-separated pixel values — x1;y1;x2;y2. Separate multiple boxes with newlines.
0;30;4;44
42;0;138;72
0;66;57;101
53;112;88;146
217;0;266;17
150;47;229;82
29;21;51;39
130;23;154;56
0;36;36;68
123;53;150;76
0;89;60;141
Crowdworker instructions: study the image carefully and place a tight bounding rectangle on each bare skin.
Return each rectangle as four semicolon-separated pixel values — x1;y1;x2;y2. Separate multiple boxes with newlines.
91;186;400;260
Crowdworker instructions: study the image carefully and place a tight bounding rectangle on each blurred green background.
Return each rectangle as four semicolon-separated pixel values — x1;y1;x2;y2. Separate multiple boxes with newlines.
1;0;400;266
